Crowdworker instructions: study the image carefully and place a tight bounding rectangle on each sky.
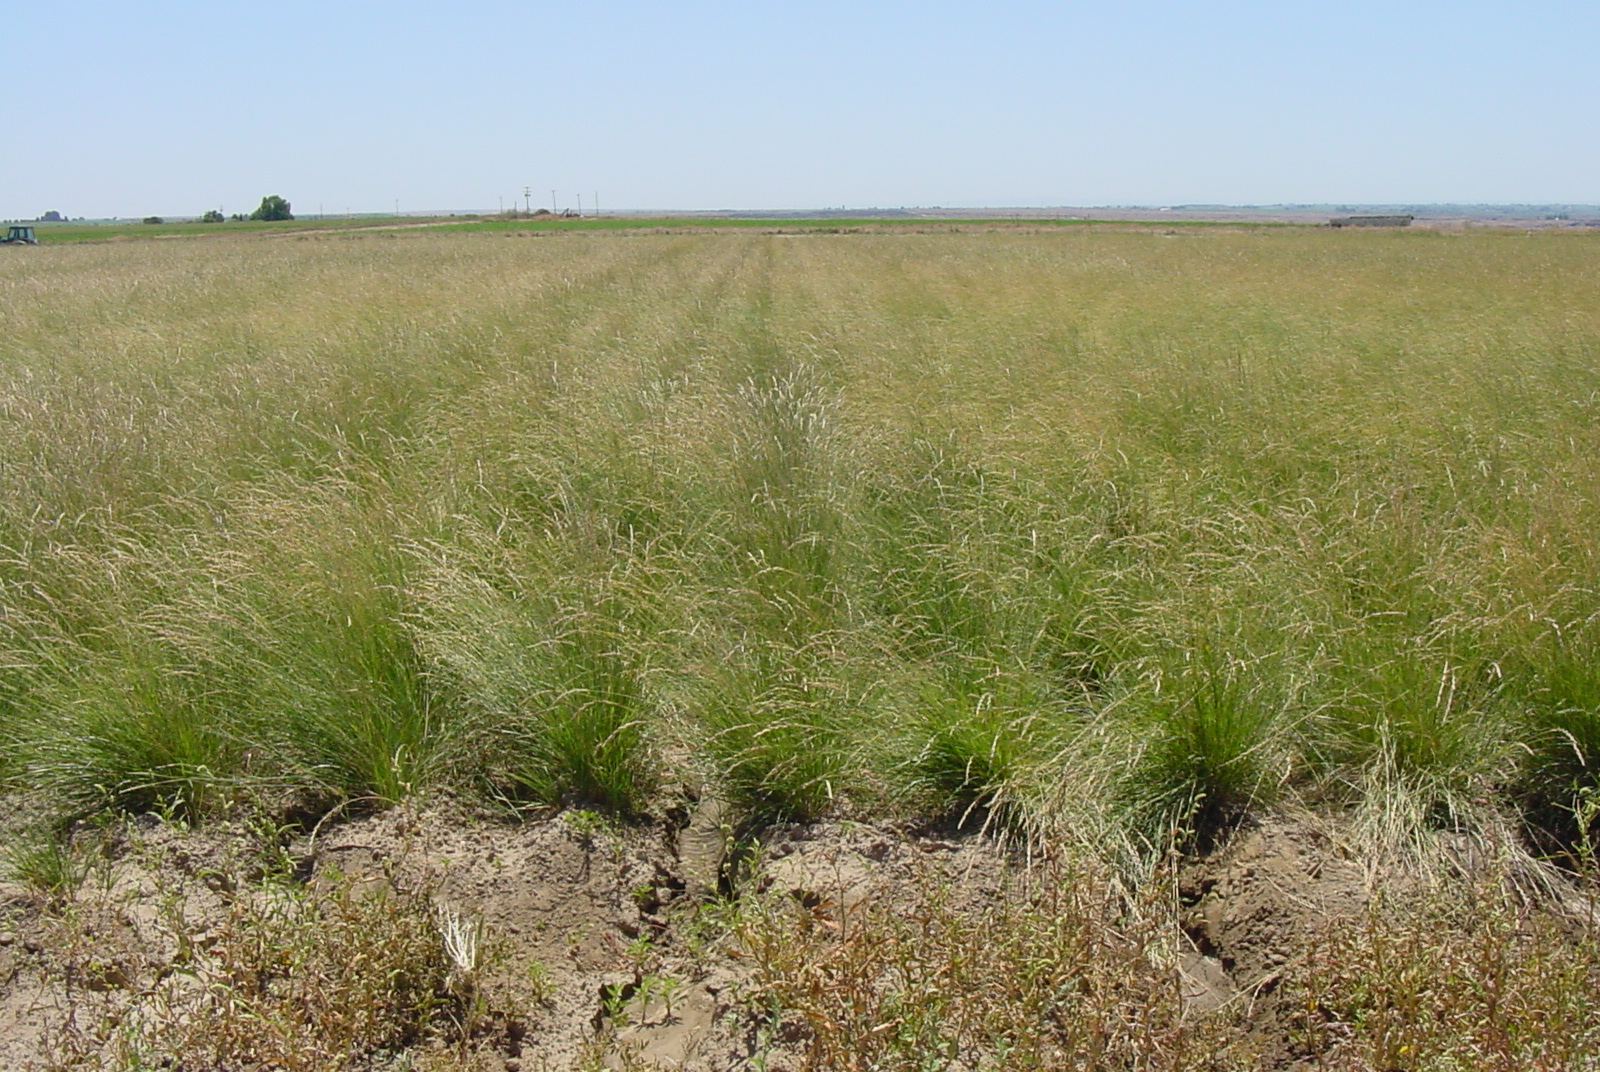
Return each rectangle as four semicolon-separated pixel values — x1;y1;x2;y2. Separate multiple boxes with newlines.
4;0;1597;218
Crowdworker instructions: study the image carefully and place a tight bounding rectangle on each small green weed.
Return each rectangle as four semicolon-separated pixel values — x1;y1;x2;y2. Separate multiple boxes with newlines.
3;831;87;907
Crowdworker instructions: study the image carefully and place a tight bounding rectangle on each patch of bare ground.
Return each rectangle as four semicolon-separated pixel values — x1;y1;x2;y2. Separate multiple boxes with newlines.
300;807;1026;1071
305;800;747;1071
4;800;1600;1070
1178;817;1371;1067
0;800;1013;1071
1179;814;1600;1070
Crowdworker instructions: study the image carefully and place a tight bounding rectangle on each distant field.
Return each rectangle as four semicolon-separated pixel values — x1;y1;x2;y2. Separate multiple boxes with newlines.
429;213;1259;234
21;215;411;242
5;225;1600;1068
20;211;1269;244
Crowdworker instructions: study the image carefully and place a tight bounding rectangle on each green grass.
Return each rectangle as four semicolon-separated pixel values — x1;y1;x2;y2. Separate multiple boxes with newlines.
2;225;1599;859
416;545;661;814
1116;646;1298;846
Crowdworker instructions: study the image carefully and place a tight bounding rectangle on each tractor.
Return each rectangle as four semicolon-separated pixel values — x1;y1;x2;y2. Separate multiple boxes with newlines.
2;225;39;244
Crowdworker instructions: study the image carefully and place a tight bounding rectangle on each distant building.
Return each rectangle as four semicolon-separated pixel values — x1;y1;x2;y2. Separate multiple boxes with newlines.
1329;215;1415;228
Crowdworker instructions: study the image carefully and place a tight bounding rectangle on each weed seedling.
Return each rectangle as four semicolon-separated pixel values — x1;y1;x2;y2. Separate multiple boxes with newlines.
4;833;87;909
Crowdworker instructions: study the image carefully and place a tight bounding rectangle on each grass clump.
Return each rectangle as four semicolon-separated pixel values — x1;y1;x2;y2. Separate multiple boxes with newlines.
1497;614;1600;849
412;526;661;817
692;638;857;824
1114;646;1299;848
5;530;256;818
272;572;439;806
1309;628;1511;850
2;828;89;908
491;608;658;815
897;677;1054;824
25;656;242;818
201;491;450;809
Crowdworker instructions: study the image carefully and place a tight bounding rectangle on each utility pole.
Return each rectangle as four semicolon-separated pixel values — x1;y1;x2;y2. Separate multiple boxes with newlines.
523;186;532;215
551;190;557;214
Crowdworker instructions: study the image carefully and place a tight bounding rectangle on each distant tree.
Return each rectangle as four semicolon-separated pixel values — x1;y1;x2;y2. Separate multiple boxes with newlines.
39;210;63;222
229;213;247;222
143;216;164;225
200;209;225;223
249;195;293;222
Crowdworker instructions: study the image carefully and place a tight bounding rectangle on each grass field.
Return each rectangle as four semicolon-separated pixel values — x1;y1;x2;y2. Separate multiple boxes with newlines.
6;223;1599;843
4;224;1600;1067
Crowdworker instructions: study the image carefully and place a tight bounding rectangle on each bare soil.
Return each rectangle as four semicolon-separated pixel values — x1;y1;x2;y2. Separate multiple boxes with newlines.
0;799;1558;1071
1178;819;1372;1067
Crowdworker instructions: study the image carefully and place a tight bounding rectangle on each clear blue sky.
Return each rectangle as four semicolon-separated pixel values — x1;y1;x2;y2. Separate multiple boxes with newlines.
5;0;1596;218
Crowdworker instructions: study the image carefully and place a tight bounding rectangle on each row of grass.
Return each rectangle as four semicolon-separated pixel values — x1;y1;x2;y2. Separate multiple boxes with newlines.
1;227;1598;855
